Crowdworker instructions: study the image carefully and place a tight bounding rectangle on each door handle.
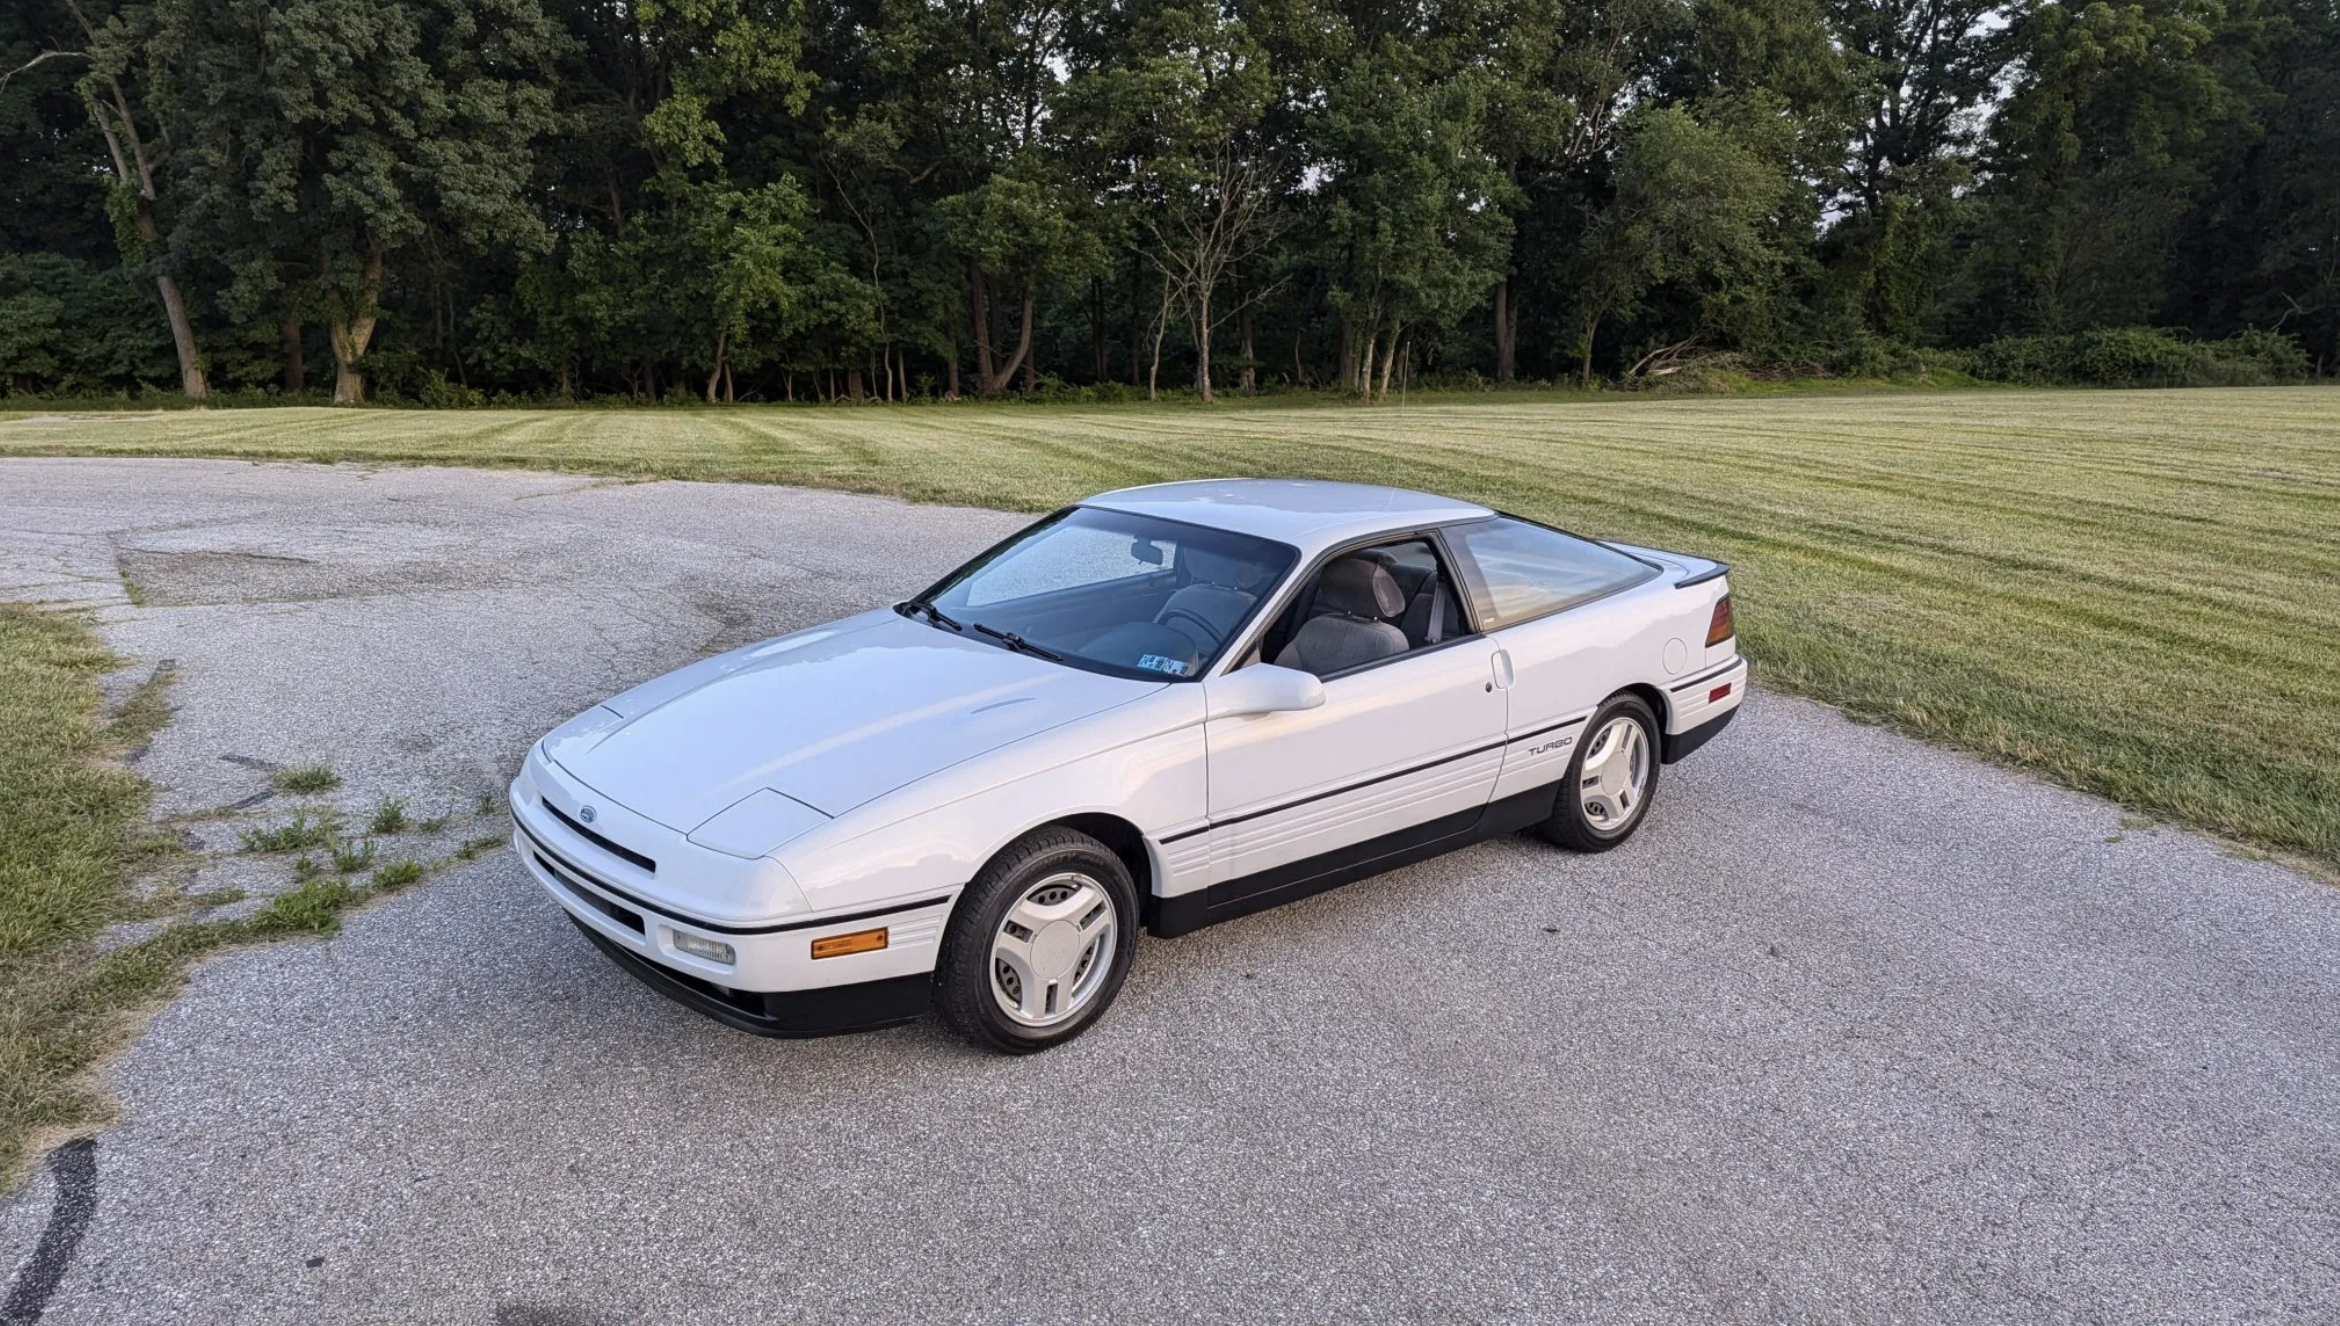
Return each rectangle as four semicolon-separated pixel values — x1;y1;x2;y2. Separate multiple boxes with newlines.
1490;649;1515;691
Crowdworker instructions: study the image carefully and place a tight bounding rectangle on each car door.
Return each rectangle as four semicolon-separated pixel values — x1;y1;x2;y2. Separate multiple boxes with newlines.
1201;537;1507;901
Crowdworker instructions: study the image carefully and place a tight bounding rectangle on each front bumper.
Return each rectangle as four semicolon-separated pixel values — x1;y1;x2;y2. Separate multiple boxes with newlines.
570;918;931;1037
512;754;956;1031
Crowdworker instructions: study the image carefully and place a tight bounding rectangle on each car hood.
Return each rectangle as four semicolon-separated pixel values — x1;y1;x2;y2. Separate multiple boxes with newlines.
545;610;1160;833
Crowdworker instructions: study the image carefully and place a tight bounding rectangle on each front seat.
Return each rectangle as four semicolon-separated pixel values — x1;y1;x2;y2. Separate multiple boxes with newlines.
1156;547;1270;654
1273;557;1410;677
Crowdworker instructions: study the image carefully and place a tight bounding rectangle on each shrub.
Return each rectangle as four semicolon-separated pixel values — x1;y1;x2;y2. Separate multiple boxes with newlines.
1968;327;2310;388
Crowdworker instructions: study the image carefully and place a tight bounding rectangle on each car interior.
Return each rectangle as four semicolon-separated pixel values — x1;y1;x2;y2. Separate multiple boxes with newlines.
1248;539;1470;679
938;522;1289;679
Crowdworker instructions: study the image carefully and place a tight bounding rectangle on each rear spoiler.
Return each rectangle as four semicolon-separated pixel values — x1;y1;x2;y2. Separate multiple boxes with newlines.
1598;540;1730;589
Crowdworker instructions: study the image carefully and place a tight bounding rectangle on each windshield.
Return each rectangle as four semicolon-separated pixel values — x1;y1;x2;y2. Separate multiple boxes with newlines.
907;507;1297;680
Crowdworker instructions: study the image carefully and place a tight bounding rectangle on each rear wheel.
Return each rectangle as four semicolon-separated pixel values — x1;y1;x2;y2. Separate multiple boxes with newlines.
934;828;1138;1054
1537;694;1662;853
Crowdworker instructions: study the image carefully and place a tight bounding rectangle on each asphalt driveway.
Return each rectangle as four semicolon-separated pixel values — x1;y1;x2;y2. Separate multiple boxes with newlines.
1;458;2335;1324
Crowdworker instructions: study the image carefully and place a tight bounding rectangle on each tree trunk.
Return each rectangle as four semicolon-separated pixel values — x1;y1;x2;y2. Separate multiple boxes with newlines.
1579;311;1600;389
946;351;960;400
282;315;305;393
723;361;734;402
1240;306;1256;393
705;332;727;402
1127;300;1141;386
1194;285;1214;403
971;264;997;394
1493;278;1516;384
1147;290;1174;402
986;284;1035;395
1338;313;1355;392
1377;328;1398;401
1356;330;1375;402
1091;277;1107;384
847;368;865;402
328;238;386;405
83;88;208;399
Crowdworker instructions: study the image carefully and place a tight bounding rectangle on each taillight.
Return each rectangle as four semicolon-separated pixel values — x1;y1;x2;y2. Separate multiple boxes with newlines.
1706;594;1734;646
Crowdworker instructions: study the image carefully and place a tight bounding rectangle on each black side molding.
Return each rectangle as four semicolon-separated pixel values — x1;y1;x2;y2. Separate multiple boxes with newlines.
1150;783;1561;938
571;918;931;1037
1662;705;1738;764
1675;562;1730;588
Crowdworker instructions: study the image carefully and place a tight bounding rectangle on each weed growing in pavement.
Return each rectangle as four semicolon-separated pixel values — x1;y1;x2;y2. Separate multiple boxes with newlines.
454;835;505;861
240;812;336;854
368;798;409;834
414;812;450;833
473;790;497;816
373;860;425;889
0;604;488;1185
274;764;340;794
330;838;377;874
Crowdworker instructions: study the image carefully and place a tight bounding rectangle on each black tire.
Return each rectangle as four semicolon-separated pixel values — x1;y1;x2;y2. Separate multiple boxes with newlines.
933;827;1139;1054
1536;693;1663;853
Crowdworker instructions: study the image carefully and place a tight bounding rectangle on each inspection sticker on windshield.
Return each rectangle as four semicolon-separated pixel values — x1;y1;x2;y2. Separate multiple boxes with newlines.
1136;654;1191;676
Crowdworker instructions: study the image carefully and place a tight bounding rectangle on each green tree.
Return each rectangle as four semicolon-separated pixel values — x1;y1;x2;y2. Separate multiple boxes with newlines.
1568;102;1801;385
1064;0;1282;400
1317;51;1512;399
4;0;212;396
1955;0;2246;335
153;0;565;401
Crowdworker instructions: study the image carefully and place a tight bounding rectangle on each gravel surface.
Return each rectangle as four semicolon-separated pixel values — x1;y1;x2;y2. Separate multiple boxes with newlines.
1;457;2335;1325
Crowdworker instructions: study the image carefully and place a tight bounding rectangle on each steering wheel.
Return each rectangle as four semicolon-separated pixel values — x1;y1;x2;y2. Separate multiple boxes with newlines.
1156;606;1224;646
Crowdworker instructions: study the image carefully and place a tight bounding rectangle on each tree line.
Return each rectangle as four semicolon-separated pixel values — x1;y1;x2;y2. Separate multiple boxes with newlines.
3;0;2334;405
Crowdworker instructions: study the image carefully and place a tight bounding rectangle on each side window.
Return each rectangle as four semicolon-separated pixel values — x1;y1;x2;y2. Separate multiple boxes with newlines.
1445;517;1657;628
1259;538;1470;679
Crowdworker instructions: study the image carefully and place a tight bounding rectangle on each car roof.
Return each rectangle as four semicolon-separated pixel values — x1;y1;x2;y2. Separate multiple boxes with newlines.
1081;479;1493;556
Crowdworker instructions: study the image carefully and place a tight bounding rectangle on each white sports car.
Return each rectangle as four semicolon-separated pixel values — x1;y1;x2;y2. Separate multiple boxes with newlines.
512;480;1744;1052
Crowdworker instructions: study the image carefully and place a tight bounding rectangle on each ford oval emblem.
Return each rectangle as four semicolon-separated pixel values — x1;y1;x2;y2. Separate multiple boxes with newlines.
578;805;597;824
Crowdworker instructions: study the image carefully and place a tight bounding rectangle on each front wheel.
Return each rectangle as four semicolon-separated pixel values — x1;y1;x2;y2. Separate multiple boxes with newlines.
1536;694;1662;853
934;828;1139;1054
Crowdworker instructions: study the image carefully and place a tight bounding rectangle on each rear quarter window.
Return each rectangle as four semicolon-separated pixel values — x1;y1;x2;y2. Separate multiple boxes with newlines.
1447;517;1660;628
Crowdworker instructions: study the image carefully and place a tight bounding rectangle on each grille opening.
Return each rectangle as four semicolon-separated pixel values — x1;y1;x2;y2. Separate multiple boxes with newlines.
538;851;645;933
543;799;657;873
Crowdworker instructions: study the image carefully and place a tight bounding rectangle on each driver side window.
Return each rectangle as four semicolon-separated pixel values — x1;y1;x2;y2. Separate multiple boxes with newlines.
1256;538;1469;679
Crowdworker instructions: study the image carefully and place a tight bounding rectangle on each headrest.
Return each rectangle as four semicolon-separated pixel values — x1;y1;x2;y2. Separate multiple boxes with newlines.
1182;546;1272;590
1317;556;1405;619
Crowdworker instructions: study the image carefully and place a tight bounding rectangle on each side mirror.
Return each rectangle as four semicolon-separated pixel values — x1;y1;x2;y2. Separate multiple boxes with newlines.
1205;664;1326;720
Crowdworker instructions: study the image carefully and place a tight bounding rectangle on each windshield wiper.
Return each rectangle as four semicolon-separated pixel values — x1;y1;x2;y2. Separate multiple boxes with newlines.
900;598;964;632
972;623;1064;661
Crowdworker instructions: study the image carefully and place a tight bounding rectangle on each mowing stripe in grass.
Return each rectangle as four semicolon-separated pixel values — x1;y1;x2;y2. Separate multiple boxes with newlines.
4;386;2337;876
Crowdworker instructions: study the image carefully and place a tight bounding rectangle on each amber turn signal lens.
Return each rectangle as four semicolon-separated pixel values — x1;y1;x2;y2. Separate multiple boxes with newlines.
1705;594;1734;647
810;927;888;959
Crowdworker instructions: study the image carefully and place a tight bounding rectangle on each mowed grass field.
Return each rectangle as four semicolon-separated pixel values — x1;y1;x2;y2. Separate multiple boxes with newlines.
4;387;2337;876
